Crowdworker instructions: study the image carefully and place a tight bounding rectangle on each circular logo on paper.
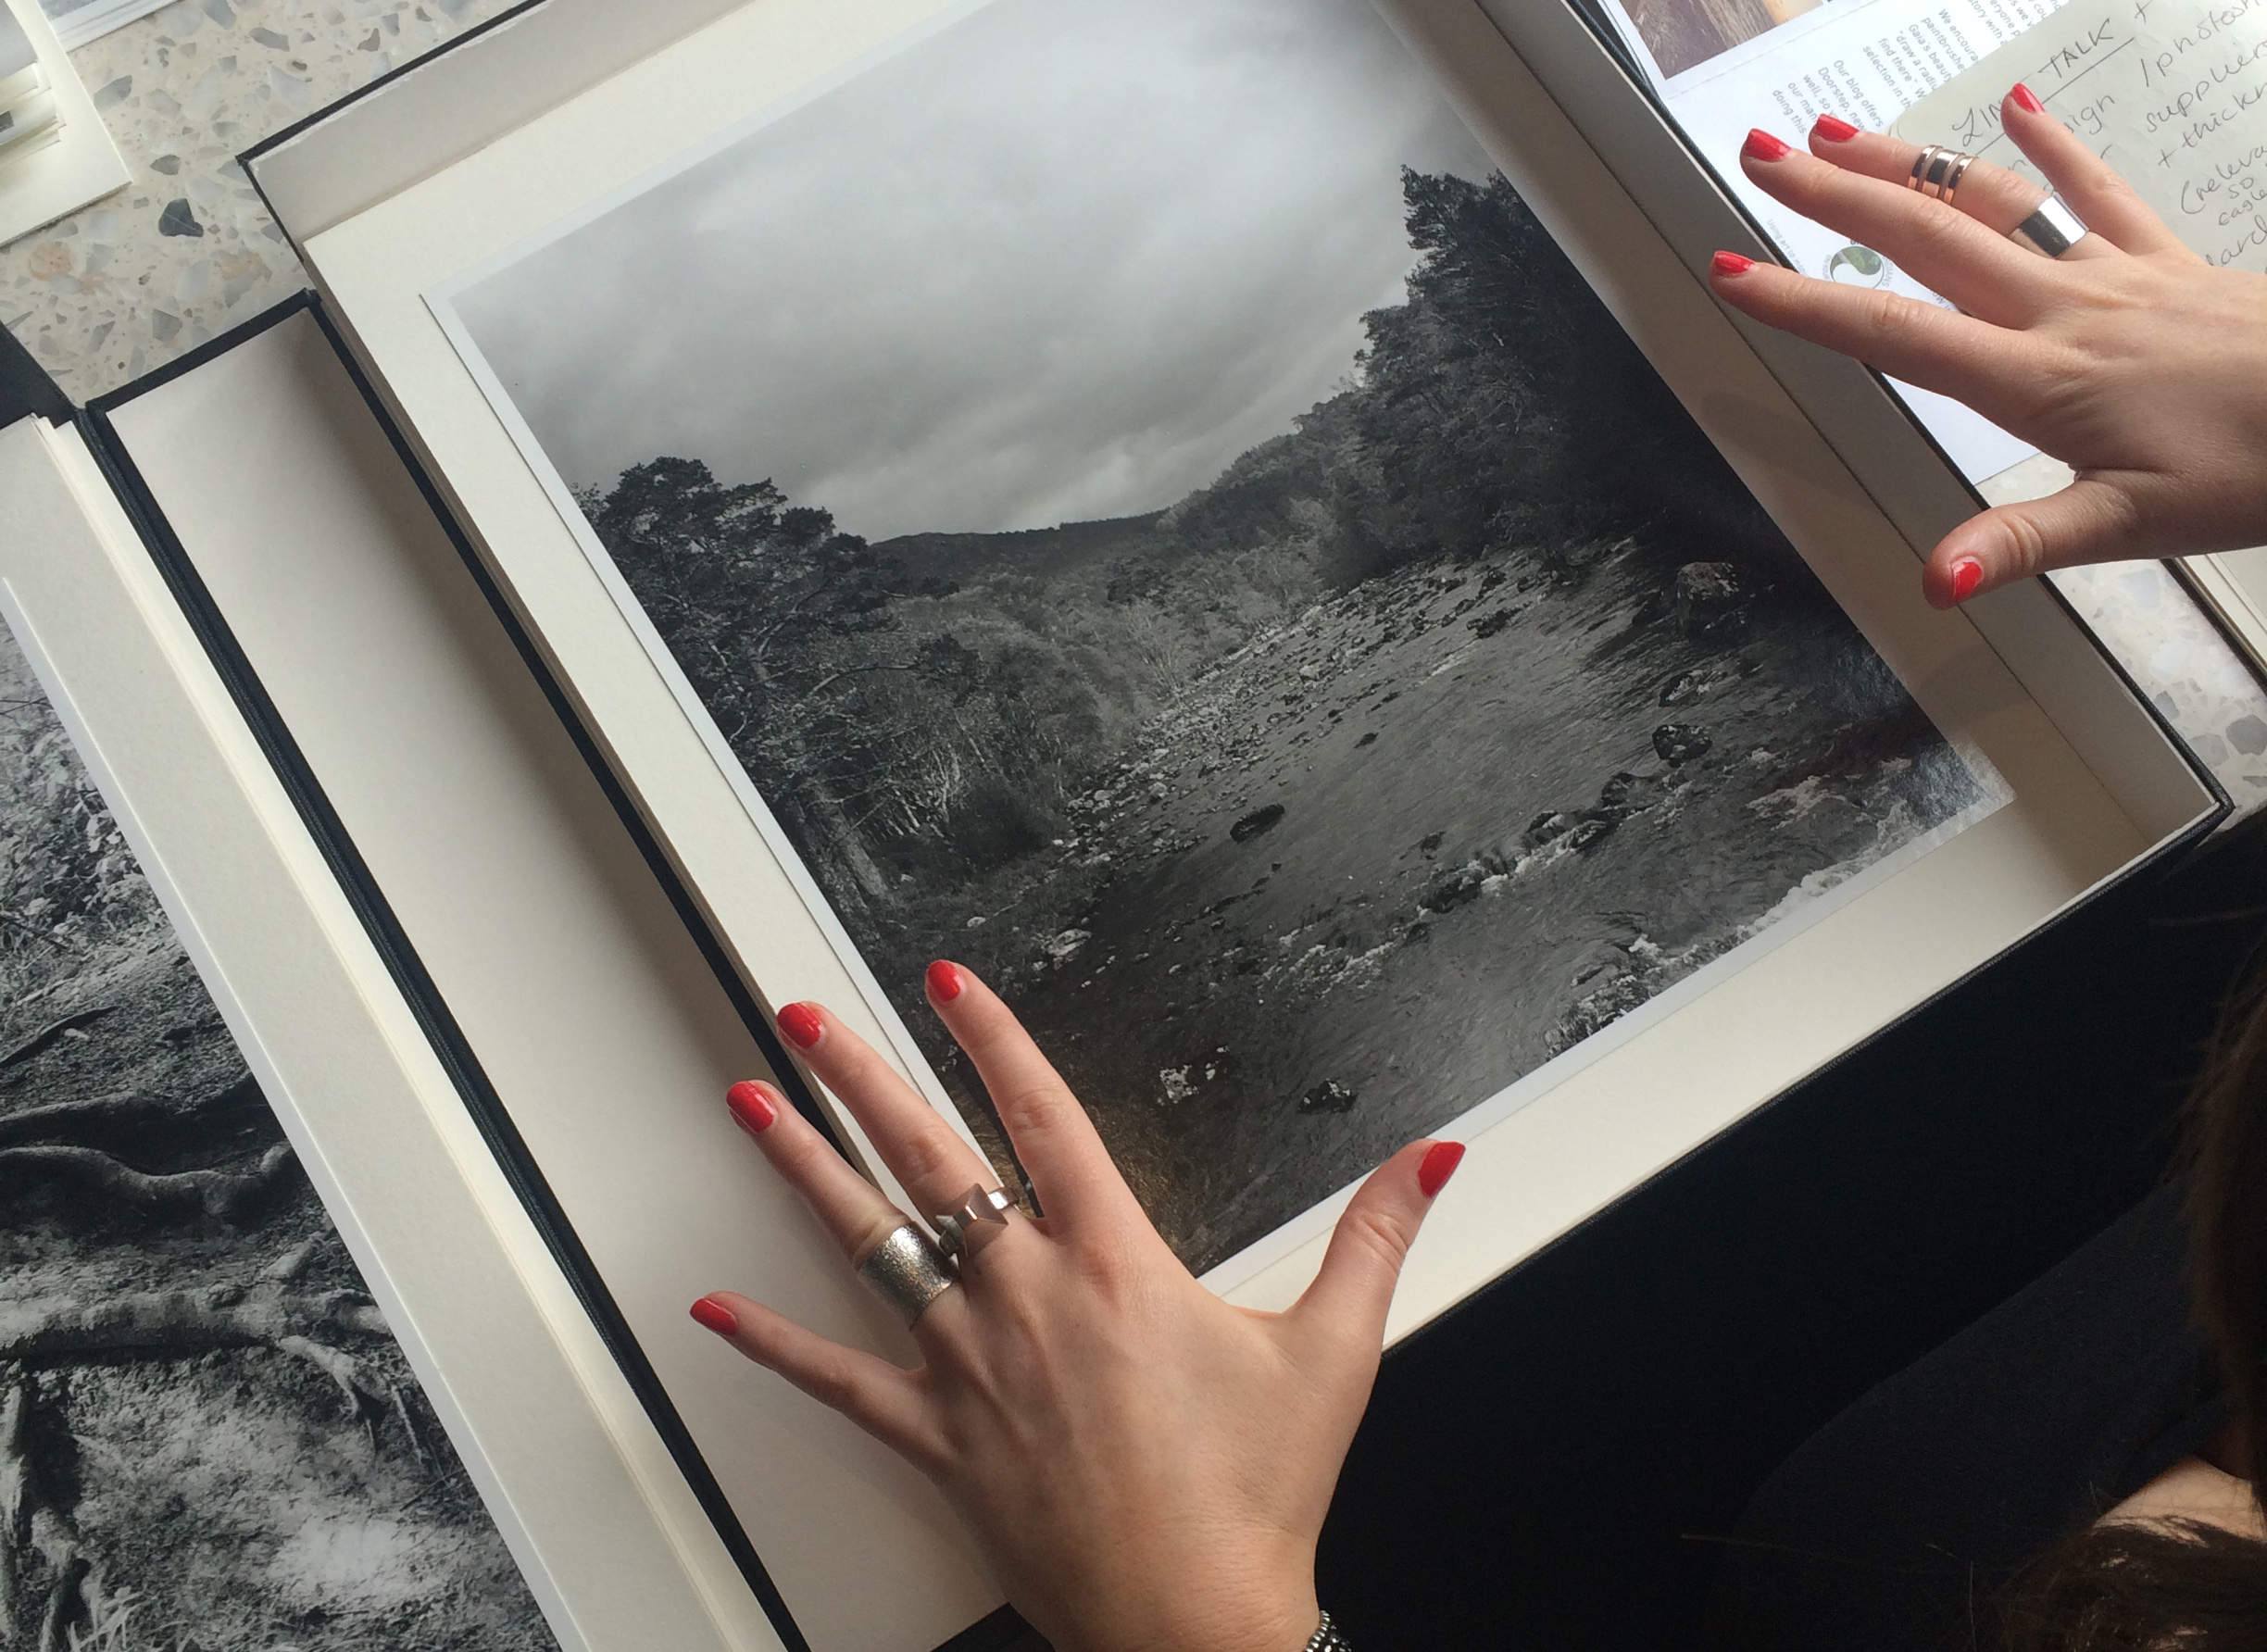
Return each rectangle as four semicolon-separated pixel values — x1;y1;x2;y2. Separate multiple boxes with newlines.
1825;244;1889;286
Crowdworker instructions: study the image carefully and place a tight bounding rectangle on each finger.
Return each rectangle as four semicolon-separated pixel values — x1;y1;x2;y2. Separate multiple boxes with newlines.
1285;1139;1462;1354
1805;116;2064;243
1924;476;2146;605
2002;85;2191;258
924;961;1145;1231
1739;130;2062;324
1709;254;2040;418
724;1079;933;1268
773;1003;996;1218
692;1291;936;1462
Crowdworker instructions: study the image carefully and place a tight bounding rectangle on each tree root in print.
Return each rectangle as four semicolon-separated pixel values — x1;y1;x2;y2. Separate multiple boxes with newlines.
0;1142;294;1224
0;1074;265;1154
0;1058;420;1650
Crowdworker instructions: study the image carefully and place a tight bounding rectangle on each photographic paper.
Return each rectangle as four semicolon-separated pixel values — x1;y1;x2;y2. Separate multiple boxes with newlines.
438;0;2001;1273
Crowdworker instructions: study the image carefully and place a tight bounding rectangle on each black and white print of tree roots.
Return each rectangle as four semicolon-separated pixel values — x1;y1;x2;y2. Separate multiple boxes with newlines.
0;631;555;1652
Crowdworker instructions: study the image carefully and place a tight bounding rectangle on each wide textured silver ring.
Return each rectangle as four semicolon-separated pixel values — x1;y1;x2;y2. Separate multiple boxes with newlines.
1907;144;1978;211
2009;194;2090;258
857;1223;957;1327
930;1183;1015;1270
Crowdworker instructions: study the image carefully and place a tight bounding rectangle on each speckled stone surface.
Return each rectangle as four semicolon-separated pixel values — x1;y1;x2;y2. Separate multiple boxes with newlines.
3;0;2263;823
1;0;513;396
2049;560;2267;806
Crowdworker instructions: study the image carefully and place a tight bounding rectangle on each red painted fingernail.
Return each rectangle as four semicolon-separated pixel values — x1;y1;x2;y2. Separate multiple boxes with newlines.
926;959;964;1003
690;1297;738;1337
2010;82;2045;114
1950;557;1985;601
1710;249;1756;277
1419;1141;1467;1198
778;1002;824;1050
1743;128;1792;162
726;1080;778;1134
1812;113;1860;143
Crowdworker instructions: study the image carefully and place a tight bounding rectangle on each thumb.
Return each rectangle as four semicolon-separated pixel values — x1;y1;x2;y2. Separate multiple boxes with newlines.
1925;477;2142;607
1286;1139;1464;1350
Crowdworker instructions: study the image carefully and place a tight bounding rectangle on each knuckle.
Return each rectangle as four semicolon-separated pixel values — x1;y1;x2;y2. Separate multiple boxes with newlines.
1996;508;2055;577
805;1354;862;1412
894;1124;963;1190
1343;1204;1415;1270
1853;287;1924;348
996;1077;1072;1133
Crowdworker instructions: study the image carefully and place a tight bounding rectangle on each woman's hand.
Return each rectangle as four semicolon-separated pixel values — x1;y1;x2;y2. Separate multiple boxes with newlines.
691;961;1463;1652
1710;90;2267;607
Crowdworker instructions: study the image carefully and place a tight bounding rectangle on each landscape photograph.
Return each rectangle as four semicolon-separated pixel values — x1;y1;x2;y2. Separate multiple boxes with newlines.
0;622;555;1649
448;0;1996;1273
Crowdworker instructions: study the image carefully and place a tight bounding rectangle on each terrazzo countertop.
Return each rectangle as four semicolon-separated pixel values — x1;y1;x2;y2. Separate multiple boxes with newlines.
3;0;2264;822
2;0;513;397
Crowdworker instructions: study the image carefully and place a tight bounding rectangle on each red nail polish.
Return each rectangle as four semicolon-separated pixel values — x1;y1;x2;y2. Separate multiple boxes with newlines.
1419;1141;1467;1198
778;1003;823;1050
1710;249;1756;277
727;1080;778;1134
690;1297;738;1337
1743;128;1792;162
2010;82;2045;114
1950;558;1985;601
1812;113;1860;143
926;959;964;1003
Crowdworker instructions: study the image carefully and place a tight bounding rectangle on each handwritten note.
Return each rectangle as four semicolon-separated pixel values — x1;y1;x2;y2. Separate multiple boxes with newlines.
1894;0;2267;269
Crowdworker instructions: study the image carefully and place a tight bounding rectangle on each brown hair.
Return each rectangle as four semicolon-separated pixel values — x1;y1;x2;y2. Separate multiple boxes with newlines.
2000;961;2267;1649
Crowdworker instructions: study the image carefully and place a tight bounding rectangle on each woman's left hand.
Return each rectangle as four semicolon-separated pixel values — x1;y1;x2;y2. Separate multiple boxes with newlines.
691;961;1463;1652
1710;94;2267;607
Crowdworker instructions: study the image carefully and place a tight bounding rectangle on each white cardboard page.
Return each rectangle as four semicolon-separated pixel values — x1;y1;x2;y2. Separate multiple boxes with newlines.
0;413;749;1652
99;315;1000;1652
0;0;127;245
291;0;2174;1336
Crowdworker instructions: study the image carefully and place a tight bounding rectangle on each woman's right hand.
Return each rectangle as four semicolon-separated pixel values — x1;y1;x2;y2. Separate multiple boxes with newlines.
1710;89;2267;606
692;963;1463;1652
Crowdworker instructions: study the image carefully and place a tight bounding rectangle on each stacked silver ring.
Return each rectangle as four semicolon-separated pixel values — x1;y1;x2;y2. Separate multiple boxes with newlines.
1907;144;1978;210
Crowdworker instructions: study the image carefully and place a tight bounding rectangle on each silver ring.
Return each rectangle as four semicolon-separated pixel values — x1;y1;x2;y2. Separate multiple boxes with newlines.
2009;194;2090;257
857;1223;956;1327
1907;144;1978;210
930;1183;1014;1269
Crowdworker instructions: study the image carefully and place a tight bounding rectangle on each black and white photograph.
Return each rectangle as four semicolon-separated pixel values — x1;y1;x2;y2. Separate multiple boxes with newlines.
0;619;554;1650
441;0;1999;1275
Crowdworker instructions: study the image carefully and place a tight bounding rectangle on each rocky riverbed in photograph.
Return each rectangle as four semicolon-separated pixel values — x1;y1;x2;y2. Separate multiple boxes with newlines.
896;535;1988;1271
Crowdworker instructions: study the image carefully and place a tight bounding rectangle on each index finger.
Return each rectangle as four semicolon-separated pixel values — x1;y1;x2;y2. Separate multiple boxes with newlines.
924;960;1146;1233
1739;131;2067;324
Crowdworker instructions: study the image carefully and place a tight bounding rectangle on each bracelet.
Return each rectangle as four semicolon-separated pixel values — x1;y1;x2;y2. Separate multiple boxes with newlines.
1306;1611;1354;1651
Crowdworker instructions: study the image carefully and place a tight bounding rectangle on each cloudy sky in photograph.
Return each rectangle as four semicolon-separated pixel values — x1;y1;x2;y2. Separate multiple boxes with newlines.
447;0;1495;542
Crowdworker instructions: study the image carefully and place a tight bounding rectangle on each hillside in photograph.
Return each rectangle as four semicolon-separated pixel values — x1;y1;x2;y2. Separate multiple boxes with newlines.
581;169;1989;1270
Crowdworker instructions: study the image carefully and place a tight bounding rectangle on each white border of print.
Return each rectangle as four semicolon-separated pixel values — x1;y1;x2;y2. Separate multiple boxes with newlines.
424;0;2008;1295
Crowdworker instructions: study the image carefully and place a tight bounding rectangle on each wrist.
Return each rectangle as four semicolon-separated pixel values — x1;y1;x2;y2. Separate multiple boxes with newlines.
1046;1575;1319;1652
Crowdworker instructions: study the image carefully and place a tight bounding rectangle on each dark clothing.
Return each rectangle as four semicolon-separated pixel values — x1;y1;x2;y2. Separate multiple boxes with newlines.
1699;1180;2226;1652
